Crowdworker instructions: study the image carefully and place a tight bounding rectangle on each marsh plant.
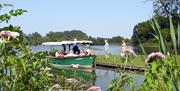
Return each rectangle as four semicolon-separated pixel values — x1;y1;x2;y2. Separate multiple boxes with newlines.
107;49;136;91
108;15;180;91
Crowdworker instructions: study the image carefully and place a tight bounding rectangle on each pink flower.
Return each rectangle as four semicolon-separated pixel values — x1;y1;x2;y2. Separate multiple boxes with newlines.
0;31;19;39
145;52;165;63
87;85;101;91
48;73;54;77
0;31;11;37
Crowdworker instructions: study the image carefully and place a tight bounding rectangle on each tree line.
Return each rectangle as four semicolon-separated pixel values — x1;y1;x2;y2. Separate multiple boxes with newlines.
22;30;130;45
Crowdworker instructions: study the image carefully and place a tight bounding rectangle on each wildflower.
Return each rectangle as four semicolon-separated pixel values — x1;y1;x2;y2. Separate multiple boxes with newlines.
40;66;52;71
124;49;137;56
49;84;61;91
10;31;20;38
48;73;54;77
0;31;20;39
145;52;165;64
0;38;3;43
67;78;78;83
45;66;52;71
87;85;101;91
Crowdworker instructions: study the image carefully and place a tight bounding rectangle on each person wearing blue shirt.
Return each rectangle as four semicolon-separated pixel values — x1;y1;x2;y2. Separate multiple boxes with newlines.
72;38;80;54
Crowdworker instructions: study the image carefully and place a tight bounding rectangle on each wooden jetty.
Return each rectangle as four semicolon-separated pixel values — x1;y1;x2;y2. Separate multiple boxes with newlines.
94;62;145;72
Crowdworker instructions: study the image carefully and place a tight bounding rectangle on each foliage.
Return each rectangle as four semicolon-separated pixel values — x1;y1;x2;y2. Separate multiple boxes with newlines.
137;15;180;91
0;4;27;23
107;51;136;91
0;5;54;89
44;30;89;42
138;57;180;91
109;13;180;91
0;30;55;90
151;0;180;17
24;32;43;45
107;70;134;91
132;14;180;51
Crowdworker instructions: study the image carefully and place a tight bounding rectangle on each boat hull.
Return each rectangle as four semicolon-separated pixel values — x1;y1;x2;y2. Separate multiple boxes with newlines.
48;55;96;68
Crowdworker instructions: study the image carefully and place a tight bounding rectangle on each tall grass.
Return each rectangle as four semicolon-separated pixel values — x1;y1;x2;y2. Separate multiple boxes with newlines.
149;16;167;54
178;24;180;53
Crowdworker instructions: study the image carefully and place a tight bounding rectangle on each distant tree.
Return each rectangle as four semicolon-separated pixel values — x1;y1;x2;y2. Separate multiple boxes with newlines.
151;0;180;17
131;15;172;45
110;36;124;44
43;30;88;42
27;32;43;45
132;20;154;44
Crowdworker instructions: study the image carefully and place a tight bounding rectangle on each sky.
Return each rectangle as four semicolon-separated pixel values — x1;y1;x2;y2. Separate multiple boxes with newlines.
1;0;153;38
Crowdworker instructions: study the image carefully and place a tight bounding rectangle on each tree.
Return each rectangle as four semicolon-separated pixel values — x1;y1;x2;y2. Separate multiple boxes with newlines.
43;30;89;42
152;0;180;17
28;32;43;45
131;15;172;45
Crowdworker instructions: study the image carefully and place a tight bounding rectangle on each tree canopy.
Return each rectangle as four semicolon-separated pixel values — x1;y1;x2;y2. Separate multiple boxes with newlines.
131;15;179;45
152;0;180;17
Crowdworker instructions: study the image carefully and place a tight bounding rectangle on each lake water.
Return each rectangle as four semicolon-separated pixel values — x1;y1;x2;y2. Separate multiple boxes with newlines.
95;67;144;91
31;45;137;55
31;45;144;90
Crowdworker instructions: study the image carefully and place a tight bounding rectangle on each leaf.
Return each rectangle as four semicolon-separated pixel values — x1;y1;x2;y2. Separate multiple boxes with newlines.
177;23;180;52
32;61;38;70
135;32;147;56
21;60;26;74
151;61;158;73
169;15;177;55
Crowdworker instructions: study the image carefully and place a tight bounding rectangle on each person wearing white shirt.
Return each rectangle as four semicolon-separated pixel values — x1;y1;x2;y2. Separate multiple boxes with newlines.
104;40;109;59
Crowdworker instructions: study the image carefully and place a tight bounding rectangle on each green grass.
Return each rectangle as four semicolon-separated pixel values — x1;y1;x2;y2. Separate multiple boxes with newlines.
96;55;180;67
96;55;146;67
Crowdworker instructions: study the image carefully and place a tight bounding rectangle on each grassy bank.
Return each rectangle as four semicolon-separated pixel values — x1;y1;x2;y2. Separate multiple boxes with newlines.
96;55;180;67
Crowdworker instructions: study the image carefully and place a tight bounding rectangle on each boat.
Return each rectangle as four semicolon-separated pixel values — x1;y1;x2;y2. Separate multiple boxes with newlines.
42;40;96;69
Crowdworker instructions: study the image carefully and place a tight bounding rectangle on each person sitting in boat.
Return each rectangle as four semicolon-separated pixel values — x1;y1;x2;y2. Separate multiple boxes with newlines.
62;44;67;55
55;51;64;57
64;50;78;57
72;38;80;54
79;50;86;56
85;45;92;55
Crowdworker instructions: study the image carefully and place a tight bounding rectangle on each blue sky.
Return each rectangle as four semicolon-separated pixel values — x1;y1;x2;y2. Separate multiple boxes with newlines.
1;0;152;38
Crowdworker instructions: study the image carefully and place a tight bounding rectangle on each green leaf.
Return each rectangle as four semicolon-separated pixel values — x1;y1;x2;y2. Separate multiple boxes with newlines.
169;15;177;55
151;61;158;73
135;33;147;56
21;60;26;74
32;61;38;70
178;23;180;52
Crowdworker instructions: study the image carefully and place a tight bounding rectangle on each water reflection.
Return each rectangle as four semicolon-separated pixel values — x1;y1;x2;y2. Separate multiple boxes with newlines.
52;66;144;91
95;67;144;91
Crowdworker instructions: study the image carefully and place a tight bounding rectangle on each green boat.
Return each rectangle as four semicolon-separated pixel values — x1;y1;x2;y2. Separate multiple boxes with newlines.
48;55;96;68
43;40;96;69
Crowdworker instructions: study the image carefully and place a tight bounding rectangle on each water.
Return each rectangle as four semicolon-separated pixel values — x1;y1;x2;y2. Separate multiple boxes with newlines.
95;67;144;91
